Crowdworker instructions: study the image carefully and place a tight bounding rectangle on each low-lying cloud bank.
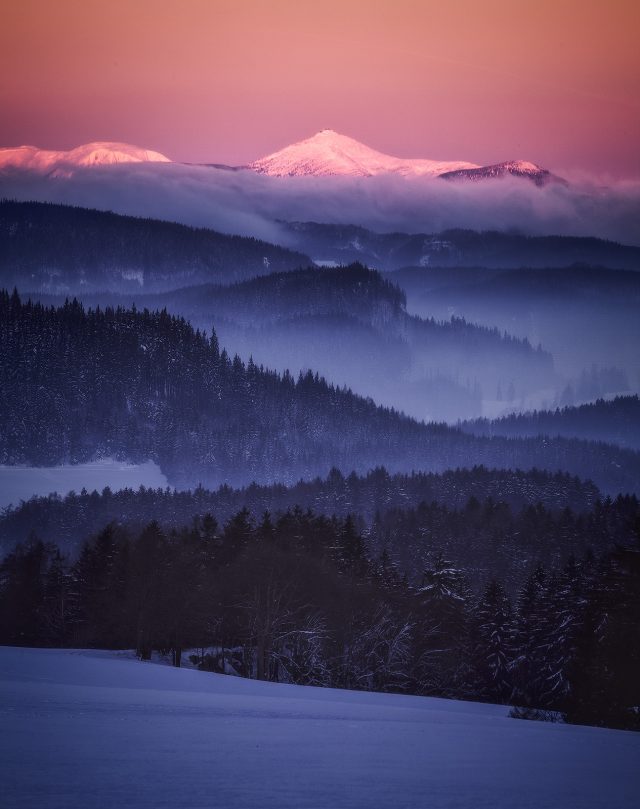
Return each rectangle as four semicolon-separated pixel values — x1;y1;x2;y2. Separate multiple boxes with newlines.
1;162;639;246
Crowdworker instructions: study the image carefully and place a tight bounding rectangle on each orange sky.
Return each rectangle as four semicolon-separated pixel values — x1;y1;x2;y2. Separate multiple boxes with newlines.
1;0;639;176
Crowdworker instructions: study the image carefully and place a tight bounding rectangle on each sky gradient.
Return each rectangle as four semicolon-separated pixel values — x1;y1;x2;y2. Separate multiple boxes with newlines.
2;0;639;177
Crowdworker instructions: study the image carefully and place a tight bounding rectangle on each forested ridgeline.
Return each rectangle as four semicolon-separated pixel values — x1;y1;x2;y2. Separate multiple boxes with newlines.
460;396;640;451
2;292;639;493
28;264;555;423
0;466;605;559
281;222;640;270
148;263;408;326
128;264;555;394
0;199;310;290
368;493;639;593
2;507;638;730
70;262;547;358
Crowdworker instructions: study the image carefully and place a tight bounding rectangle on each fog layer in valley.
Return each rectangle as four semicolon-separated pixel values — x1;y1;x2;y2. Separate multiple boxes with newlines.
3;201;637;424
391;265;640;394
1;161;640;246
33;265;556;423
0;461;167;510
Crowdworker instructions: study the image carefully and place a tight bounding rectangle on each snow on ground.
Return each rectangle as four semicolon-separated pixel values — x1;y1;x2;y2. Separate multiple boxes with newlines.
0;460;168;510
1;648;638;809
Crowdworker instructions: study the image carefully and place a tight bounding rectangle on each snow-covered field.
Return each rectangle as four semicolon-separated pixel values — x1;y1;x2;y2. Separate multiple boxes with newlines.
0;460;168;510
1;648;638;809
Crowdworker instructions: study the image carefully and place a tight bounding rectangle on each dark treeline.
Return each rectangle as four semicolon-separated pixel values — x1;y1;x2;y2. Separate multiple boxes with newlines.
0;199;309;291
161;263;409;325
2;507;638;730
368;494;639;593
558;367;631;407
0;466;603;559
461;396;640;451
281;222;640;270
2;291;639;493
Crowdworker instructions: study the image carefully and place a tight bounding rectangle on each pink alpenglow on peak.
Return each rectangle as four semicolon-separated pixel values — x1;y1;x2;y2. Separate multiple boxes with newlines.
0;142;171;174
439;160;561;186
249;129;479;178
0;133;560;185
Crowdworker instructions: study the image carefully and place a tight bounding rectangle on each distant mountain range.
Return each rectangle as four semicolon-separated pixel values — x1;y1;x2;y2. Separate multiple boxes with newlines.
249;129;478;178
3;134;637;250
0;130;557;184
250;130;558;184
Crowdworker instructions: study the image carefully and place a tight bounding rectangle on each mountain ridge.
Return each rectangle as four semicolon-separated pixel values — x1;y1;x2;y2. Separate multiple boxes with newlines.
249;129;479;178
0;199;310;291
0;142;170;175
0;131;555;184
440;159;559;186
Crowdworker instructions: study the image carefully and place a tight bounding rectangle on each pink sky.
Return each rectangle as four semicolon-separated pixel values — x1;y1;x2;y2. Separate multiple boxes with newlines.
1;0;639;177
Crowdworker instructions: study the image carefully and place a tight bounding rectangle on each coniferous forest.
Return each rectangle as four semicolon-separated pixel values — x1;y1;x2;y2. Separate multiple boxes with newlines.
2;290;639;493
2;506;638;729
3;7;640;808
1;203;639;734
0;200;310;289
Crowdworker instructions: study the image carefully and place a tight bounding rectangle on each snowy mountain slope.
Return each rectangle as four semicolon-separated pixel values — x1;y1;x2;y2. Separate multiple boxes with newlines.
0;131;563;185
250;129;479;177
440;159;561;186
1;647;638;809
0;142;170;175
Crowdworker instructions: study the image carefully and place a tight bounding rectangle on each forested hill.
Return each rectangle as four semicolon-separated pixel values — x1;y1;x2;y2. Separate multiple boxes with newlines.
31;263;554;423
0;466;602;554
461;396;640;450
4;506;639;728
0;200;310;291
118;263;547;361
2;291;640;493
136;263;408;326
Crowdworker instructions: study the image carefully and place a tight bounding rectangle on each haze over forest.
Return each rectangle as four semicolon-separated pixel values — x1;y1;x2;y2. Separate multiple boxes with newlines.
1;3;640;807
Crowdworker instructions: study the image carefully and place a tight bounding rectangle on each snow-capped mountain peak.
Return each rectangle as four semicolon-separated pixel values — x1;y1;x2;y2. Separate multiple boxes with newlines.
439;159;560;186
0;134;558;185
250;130;479;178
0;142;171;174
64;142;171;166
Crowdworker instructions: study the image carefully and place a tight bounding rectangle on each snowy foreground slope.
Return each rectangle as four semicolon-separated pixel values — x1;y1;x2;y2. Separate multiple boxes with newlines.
1;648;638;809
